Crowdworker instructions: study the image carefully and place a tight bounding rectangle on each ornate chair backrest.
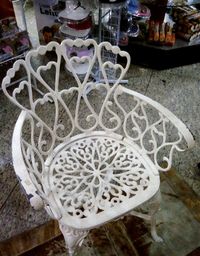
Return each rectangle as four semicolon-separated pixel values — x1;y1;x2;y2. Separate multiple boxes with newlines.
2;39;130;152
2;39;194;207
2;39;131;203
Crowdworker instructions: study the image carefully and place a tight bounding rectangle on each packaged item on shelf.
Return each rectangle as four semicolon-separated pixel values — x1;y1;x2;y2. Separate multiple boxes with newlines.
168;0;187;5
171;5;198;22
147;12;176;46
0;39;14;62
153;21;159;42
147;19;176;46
42;24;60;44
120;1;150;42
159;22;165;43
59;24;91;40
176;31;200;41
128;0;151;19
171;5;200;42
58;1;90;22
14;31;31;55
0;0;32;84
135;18;149;40
0;17;18;39
33;0;64;44
33;0;95;44
141;0;168;23
127;19;140;38
148;20;154;42
58;1;93;40
0;17;31;61
119;31;129;46
165;22;176;46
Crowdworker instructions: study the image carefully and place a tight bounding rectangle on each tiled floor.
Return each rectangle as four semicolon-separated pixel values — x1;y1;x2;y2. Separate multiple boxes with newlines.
1;169;200;256
0;0;200;252
19;173;200;256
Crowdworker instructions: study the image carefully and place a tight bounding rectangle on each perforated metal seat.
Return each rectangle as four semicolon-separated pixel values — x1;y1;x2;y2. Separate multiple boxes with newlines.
2;39;195;256
45;132;160;229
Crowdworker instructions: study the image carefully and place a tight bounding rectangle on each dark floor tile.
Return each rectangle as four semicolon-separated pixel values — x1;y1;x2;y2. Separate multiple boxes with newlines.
163;168;200;222
89;226;117;256
187;247;200;256
0;137;12;167
122;215;149;243
0;100;20;141
105;221;138;256
0;220;60;256
0;163;18;209
20;235;96;256
0;183;50;241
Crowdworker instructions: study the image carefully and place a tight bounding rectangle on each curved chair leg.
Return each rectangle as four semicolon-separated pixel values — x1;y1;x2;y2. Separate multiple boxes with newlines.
59;223;89;256
149;190;163;242
130;190;163;242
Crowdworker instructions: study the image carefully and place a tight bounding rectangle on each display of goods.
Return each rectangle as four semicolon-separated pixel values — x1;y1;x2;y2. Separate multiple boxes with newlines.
33;0;93;44
171;5;200;41
148;20;176;46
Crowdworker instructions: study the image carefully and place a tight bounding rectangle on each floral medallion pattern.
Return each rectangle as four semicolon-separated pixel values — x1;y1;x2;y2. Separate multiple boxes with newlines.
50;136;152;218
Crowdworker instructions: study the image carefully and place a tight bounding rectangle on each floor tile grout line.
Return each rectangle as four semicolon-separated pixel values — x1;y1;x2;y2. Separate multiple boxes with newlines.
0;181;18;212
118;221;140;256
103;225;119;256
162;169;200;223
144;70;154;95
0;134;11;144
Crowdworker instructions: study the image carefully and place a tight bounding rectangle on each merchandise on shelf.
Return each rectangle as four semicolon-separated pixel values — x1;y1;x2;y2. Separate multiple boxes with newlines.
171;5;200;42
168;0;188;6
33;0;98;77
14;31;31;55
127;2;150;40
0;38;14;62
147;18;176;46
124;2;177;47
0;17;18;39
0;17;31;63
0;0;32;85
58;0;93;40
140;0;168;22
128;0;151;18
33;0;96;44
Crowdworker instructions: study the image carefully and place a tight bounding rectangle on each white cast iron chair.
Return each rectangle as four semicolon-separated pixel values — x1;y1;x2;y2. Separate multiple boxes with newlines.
2;39;195;255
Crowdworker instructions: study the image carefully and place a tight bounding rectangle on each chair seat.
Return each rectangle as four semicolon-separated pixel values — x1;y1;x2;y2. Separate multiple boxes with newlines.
45;132;160;229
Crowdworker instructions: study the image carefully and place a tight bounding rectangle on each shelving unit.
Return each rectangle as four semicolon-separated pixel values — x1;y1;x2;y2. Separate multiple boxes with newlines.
124;38;200;69
97;2;126;81
0;0;45;97
126;0;200;69
0;0;30;86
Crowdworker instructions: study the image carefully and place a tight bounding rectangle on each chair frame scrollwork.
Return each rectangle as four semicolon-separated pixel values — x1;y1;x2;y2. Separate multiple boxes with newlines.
2;38;195;255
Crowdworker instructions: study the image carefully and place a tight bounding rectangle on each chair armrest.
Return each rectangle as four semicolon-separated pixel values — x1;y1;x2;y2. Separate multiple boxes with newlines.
12;110;44;210
115;85;195;171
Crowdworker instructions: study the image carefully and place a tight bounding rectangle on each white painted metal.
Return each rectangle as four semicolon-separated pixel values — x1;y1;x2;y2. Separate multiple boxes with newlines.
2;38;195;255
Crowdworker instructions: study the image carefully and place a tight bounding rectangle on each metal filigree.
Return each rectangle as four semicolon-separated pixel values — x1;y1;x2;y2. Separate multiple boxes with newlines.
48;135;158;220
114;86;195;171
2;39;195;255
